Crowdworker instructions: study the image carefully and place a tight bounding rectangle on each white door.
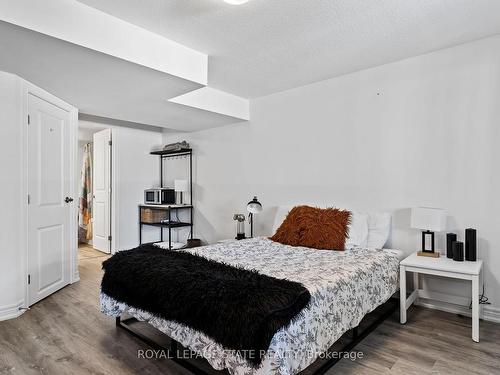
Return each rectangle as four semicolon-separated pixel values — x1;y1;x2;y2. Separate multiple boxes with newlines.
27;94;71;306
92;129;112;253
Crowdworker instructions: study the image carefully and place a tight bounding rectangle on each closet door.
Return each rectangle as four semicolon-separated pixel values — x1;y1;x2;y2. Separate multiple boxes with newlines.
27;93;71;306
92;129;112;253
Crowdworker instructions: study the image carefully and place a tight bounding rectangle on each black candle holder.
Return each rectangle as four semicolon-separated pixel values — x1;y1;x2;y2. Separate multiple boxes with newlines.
465;228;477;261
452;241;464;262
446;233;457;259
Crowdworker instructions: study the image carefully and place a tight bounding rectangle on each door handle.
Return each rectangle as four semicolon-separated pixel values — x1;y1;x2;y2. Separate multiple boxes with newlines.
65;197;74;203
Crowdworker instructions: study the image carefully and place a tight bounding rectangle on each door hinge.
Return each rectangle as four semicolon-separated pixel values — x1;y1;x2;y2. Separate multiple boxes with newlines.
27;114;30;125
28;274;31;285
108;235;112;241
108;140;112;146
27;194;30;204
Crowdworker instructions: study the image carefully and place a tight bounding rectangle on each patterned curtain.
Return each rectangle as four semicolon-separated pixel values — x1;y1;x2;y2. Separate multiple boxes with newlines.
79;143;93;243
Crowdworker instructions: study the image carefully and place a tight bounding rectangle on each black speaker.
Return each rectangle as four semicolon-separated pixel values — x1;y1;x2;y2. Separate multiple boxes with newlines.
465;228;477;261
446;233;457;259
453;241;464;261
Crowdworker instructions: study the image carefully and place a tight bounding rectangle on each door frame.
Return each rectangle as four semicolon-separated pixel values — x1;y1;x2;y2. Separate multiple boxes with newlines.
21;81;78;308
82;124;119;255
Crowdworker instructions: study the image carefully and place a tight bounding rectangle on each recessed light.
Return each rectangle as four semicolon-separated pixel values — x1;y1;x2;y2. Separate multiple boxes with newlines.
224;0;250;4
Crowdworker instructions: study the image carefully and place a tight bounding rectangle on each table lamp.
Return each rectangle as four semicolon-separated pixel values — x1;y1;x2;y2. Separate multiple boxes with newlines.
247;196;262;238
411;207;447;254
174;179;188;204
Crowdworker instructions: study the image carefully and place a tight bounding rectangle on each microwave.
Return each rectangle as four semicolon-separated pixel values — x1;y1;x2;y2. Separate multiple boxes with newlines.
144;188;175;205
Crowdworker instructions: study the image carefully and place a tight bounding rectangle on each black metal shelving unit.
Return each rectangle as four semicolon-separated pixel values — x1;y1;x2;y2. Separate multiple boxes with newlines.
139;148;193;249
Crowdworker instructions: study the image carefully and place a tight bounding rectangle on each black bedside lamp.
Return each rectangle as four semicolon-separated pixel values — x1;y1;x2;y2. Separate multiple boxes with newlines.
247;196;263;238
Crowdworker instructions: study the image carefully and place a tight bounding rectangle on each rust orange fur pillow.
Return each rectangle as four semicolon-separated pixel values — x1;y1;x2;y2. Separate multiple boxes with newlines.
270;206;351;250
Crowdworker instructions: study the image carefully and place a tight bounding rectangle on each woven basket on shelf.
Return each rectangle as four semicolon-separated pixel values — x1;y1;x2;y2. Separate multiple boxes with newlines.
140;208;166;223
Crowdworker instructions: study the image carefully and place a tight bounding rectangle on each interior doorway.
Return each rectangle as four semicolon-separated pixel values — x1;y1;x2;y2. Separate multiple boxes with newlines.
27;91;76;306
78;123;113;256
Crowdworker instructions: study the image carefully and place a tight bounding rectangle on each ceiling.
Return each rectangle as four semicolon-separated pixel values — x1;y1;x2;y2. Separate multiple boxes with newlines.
0;21;243;132
78;0;500;98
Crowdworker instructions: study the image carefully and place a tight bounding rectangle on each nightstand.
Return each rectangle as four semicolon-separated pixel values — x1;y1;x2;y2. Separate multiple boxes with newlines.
400;252;483;342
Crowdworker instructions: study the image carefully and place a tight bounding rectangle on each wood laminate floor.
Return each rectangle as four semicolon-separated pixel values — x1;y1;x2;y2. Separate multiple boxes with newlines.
77;243;109;260
1;248;499;375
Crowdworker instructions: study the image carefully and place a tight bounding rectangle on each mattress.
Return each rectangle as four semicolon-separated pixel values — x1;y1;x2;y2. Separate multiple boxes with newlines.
101;238;401;375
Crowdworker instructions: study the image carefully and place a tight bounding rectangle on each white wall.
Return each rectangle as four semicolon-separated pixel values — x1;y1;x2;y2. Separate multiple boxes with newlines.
112;125;164;249
0;72;24;319
164;35;500;320
79;120;164;251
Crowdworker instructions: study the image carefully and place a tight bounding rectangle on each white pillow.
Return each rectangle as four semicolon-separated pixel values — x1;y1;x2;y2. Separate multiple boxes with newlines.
345;211;369;249
365;212;391;249
272;206;291;234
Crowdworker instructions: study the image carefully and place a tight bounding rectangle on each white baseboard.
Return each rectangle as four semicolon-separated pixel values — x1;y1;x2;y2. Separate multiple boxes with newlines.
483;306;500;323
416;298;500;324
0;301;25;321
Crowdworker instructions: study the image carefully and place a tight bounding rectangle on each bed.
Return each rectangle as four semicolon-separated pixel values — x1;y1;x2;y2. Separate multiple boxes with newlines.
101;237;402;375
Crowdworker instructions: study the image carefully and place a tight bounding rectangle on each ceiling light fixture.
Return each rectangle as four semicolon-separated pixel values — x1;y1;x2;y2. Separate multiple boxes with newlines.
223;0;250;5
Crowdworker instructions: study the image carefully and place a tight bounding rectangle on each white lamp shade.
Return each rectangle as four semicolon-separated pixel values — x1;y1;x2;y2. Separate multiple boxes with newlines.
247;196;263;214
247;203;262;214
174;179;188;192
411;207;447;232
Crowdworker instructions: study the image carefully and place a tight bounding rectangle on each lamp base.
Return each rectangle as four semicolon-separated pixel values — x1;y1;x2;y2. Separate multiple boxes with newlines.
417;251;440;258
249;213;254;238
421;230;435;253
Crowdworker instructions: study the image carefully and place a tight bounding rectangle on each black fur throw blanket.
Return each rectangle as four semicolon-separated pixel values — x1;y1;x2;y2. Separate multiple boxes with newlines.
101;244;311;367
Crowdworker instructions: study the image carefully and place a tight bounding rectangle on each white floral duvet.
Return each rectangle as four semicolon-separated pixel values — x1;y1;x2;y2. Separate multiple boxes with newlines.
100;237;400;375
